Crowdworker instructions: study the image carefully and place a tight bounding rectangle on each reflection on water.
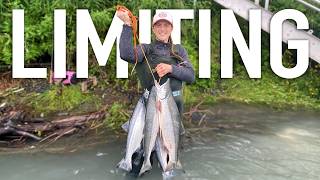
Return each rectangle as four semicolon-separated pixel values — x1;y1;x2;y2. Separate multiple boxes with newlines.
0;102;319;180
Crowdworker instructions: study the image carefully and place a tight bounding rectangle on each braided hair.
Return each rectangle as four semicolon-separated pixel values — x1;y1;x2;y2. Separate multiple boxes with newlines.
168;36;184;62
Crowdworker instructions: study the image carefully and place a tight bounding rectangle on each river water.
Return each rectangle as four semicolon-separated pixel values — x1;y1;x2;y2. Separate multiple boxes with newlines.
0;102;319;180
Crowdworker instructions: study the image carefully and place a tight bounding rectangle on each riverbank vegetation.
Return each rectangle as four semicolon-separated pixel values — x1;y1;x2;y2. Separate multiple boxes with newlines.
0;0;319;135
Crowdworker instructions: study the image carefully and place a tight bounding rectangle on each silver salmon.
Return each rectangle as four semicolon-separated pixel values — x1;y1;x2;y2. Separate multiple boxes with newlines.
155;135;168;171
156;79;180;172
139;79;180;176
139;85;159;176
118;97;146;172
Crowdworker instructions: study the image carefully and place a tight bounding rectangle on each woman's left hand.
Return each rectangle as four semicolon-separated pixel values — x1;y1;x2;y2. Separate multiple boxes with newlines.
156;63;172;78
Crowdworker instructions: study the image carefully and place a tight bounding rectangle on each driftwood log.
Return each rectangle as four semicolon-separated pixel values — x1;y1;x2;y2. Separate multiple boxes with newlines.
0;105;107;144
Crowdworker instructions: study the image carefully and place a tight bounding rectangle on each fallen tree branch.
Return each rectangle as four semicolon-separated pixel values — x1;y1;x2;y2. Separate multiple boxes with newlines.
0;106;107;144
0;126;41;141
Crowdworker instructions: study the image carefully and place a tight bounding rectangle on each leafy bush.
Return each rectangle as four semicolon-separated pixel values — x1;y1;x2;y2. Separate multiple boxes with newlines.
104;102;130;130
30;85;101;113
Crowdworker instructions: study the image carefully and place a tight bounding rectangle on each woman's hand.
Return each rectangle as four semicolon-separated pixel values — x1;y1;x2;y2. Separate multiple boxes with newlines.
116;10;132;26
156;63;172;78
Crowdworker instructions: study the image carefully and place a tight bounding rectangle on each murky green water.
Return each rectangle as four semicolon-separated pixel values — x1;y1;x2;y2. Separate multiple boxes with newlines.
1;102;320;180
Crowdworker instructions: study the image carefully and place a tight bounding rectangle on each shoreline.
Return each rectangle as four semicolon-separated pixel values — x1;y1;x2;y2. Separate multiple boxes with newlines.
1;96;319;154
0;75;319;149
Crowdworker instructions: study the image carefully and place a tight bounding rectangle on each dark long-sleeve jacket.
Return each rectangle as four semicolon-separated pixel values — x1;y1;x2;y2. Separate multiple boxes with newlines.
119;25;195;84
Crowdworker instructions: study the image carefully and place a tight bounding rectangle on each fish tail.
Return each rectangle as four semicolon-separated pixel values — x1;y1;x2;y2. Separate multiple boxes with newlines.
139;160;152;176
117;158;132;172
176;159;183;170
165;160;175;172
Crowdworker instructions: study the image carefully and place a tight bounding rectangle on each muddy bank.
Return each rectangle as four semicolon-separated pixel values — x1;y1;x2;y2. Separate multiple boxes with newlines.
1;74;319;151
0;76;139;147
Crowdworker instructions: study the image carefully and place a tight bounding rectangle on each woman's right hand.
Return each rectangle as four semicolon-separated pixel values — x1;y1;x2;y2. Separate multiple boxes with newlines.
116;10;132;26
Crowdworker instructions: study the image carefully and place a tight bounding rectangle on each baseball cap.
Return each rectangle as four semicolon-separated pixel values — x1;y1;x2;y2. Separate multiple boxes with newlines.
152;11;173;26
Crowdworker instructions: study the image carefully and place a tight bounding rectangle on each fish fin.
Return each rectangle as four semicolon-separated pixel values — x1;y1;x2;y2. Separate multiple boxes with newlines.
161;163;168;172
121;121;129;133
164;160;175;172
117;158;132;172
176;159;183;170
139;160;152;176
162;169;185;179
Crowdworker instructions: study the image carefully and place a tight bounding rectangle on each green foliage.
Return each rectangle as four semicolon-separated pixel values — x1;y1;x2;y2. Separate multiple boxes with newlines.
219;50;320;110
214;1;320;109
0;0;116;64
269;0;320;37
220;75;320;110
0;0;319;111
104;102;130;130
30;85;101;113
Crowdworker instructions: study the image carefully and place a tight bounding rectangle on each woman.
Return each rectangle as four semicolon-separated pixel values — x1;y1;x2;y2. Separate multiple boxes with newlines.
117;10;195;175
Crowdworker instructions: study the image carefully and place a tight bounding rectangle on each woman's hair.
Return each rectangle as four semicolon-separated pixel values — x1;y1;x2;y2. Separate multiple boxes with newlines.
168;36;184;62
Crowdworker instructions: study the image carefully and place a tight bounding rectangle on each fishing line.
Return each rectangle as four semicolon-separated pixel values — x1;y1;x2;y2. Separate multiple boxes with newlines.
116;5;157;83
